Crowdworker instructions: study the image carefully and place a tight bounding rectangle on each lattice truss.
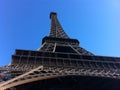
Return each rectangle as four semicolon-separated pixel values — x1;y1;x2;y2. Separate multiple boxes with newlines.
39;42;94;55
49;12;69;38
39;12;94;55
0;64;120;90
0;12;120;89
1;50;120;89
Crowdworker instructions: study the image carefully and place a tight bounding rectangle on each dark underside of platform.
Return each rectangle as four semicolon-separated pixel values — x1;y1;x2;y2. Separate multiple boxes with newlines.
7;76;120;90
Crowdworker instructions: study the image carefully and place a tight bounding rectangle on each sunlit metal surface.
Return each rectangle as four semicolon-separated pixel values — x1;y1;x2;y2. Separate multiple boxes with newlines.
0;12;120;90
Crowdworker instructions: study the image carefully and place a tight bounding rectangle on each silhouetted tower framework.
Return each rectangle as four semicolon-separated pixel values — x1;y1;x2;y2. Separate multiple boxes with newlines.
0;12;120;90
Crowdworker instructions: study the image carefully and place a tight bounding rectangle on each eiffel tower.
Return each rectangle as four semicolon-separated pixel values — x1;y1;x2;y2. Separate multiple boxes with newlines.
0;12;120;90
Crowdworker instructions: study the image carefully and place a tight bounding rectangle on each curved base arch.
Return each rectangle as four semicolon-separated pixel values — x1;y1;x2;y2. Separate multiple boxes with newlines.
10;75;120;90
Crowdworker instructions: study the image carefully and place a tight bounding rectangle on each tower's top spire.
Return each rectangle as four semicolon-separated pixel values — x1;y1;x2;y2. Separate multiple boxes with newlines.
49;12;69;39
50;12;57;19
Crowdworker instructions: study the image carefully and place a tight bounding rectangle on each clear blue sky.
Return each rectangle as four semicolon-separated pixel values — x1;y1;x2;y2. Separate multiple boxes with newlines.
0;0;120;66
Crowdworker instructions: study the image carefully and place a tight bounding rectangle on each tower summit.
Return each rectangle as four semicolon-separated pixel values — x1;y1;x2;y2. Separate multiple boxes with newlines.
50;12;57;19
49;12;69;38
0;12;120;90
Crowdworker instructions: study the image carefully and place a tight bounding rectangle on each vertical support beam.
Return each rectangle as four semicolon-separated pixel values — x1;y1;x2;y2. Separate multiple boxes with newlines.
53;43;56;52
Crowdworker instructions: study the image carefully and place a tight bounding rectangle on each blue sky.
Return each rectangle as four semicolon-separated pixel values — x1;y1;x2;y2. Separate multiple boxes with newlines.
0;0;120;66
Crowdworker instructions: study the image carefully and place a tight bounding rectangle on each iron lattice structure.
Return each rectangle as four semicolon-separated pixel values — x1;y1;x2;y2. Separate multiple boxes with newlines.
0;12;120;90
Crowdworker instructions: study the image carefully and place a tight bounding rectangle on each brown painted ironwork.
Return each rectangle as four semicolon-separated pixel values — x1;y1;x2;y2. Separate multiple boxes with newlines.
0;12;120;90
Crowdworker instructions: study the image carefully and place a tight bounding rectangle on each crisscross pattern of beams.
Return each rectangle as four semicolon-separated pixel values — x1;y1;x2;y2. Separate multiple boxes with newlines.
0;66;120;90
49;12;69;38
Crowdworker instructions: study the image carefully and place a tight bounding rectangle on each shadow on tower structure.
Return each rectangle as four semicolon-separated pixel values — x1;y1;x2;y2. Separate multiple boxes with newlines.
0;12;120;90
